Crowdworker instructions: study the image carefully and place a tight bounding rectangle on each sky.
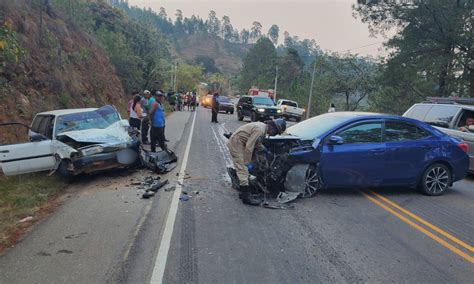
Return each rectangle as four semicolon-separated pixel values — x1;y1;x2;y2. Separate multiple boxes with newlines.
128;0;387;56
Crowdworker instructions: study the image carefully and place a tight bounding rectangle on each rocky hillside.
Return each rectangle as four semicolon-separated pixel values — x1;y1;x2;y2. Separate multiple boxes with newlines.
0;1;127;142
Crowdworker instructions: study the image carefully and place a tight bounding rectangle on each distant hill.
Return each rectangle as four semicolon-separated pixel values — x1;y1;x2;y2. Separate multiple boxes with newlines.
173;33;249;75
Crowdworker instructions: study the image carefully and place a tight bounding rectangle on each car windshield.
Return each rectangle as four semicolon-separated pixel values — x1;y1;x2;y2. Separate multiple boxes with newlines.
286;113;353;139
253;97;274;106
220;97;230;103
55;105;121;135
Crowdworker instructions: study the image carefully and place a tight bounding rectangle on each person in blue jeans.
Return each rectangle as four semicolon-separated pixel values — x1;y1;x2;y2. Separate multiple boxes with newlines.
149;91;167;152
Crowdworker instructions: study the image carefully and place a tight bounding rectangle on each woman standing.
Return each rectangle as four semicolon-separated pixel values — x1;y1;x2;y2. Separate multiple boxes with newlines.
129;95;144;129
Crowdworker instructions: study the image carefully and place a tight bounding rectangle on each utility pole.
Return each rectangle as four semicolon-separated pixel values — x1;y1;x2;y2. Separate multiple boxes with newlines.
306;58;317;119
274;66;279;101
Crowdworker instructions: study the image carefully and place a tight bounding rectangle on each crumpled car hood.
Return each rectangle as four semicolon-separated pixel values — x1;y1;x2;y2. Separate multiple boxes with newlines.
57;120;131;144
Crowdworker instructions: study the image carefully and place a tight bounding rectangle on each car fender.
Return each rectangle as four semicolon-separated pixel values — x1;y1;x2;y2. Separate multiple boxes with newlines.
51;140;78;160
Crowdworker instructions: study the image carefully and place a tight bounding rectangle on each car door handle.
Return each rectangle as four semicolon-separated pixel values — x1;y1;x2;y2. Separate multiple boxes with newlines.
0;150;9;153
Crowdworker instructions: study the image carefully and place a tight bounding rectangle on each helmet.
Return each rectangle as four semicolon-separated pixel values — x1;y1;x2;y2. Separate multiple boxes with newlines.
273;119;286;135
144;90;151;95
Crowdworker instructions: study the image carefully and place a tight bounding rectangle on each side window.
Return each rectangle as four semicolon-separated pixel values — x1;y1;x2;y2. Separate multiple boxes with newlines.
31;115;44;133
404;105;432;121
336;122;383;144
456;110;474;128
37;116;54;139
424;105;459;128
384;121;430;142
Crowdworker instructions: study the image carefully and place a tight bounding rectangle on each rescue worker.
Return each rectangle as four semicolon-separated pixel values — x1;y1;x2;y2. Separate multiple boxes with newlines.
227;119;287;205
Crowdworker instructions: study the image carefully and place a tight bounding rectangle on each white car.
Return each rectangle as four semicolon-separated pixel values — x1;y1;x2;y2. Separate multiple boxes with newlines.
0;105;140;178
276;99;305;122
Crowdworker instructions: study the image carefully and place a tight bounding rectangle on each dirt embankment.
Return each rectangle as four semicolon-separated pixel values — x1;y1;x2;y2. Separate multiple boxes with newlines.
0;1;127;142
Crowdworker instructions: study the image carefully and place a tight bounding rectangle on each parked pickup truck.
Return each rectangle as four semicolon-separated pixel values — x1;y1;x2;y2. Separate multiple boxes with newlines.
0;105;140;178
276;99;305;122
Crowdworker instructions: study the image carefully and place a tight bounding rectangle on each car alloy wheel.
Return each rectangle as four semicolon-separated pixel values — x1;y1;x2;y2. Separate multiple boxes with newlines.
421;163;451;196
302;165;322;198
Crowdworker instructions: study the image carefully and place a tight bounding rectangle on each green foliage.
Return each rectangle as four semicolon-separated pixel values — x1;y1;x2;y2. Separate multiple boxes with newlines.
175;63;204;91
354;0;474;106
50;0;173;94
0;18;26;67
194;55;220;74
239;37;277;91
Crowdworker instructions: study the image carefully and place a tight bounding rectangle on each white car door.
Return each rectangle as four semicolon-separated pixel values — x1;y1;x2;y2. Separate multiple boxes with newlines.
0;140;56;176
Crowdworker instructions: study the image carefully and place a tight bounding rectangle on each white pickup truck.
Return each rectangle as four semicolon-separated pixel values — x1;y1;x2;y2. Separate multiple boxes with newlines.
276;99;305;122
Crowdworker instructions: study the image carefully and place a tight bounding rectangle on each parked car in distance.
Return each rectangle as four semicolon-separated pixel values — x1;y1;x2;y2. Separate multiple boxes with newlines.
0;105;140;178
218;96;235;114
236;96;283;122
201;94;213;108
252;112;469;197
276;99;305;121
403;99;474;173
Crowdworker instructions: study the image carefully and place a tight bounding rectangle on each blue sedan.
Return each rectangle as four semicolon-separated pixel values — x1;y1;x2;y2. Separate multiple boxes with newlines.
259;112;470;196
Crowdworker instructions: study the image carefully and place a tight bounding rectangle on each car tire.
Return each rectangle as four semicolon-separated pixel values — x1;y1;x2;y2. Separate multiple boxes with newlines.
237;110;244;121
251;112;258;122
302;164;323;198
296;117;301;122
419;163;451;196
58;159;74;183
230;110;234;115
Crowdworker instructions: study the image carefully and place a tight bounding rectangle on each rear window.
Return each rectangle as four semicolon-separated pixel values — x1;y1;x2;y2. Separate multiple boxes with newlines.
404;105;432;121
423;105;459;128
281;101;297;107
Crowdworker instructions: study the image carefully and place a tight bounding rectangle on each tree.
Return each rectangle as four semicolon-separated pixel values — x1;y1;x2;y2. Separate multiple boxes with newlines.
239;37;277;91
158;7;167;19
278;48;305;96
267;24;279;45
250;21;262;42
354;0;474;98
240;29;250;44
207;10;220;36
176;63;204;91
221;15;233;41
194;55;220;74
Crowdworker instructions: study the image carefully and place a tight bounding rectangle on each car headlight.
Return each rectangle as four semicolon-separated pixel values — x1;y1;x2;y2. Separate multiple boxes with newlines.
257;108;265;112
81;146;104;156
277;109;282;113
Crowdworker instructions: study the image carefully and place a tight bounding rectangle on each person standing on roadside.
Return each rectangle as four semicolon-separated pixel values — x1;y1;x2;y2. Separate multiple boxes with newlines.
149;92;167;152
140;90;151;144
127;91;139;119
211;92;220;123
176;91;182;111
129;94;144;129
169;92;176;111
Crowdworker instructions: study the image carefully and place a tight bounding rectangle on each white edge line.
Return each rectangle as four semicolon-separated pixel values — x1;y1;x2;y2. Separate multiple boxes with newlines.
150;111;197;284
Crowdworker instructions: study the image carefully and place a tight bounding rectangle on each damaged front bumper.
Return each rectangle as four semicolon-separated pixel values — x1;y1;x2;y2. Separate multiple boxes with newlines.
71;148;138;174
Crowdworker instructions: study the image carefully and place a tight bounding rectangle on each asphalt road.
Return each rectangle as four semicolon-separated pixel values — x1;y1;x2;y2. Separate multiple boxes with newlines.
160;108;473;283
1;107;473;283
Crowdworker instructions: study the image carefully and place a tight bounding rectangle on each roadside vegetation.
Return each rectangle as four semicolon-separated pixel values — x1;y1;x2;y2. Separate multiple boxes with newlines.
0;174;66;250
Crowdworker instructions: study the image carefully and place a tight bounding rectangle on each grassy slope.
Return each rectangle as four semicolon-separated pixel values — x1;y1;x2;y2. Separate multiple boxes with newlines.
0;174;66;251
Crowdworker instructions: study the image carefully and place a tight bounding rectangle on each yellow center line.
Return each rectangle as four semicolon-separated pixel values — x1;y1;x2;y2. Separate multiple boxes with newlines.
360;191;474;264
370;191;474;253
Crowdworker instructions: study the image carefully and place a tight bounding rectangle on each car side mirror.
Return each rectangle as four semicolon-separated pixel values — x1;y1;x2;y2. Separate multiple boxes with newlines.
30;133;48;142
328;135;344;145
